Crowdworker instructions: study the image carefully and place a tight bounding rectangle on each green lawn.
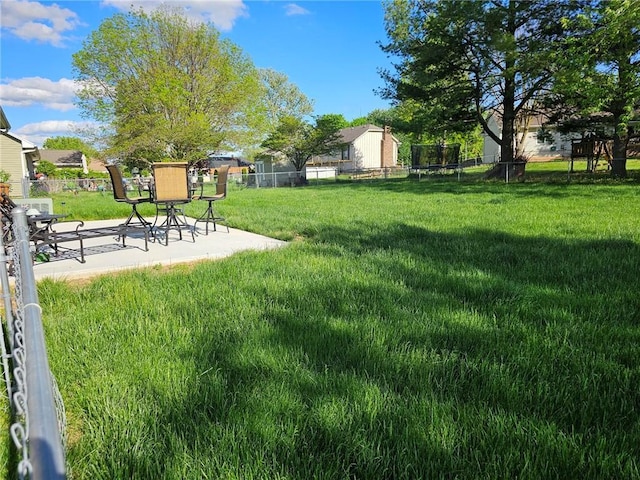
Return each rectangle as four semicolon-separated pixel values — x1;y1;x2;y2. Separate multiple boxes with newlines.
3;164;640;479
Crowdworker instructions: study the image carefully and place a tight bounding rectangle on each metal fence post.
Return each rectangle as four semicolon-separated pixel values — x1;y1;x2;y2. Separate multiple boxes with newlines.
12;207;66;480
0;227;15;407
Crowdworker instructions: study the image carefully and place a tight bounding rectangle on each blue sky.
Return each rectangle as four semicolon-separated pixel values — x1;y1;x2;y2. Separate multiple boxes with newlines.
0;0;396;147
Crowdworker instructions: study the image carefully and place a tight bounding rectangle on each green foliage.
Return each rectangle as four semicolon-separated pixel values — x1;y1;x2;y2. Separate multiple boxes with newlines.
36;160;57;178
348;116;369;127
318;113;348;130
380;0;582;164
546;0;640;177
258;68;314;127
42;136;99;158
0;170;10;182
73;5;264;167
57;168;89;179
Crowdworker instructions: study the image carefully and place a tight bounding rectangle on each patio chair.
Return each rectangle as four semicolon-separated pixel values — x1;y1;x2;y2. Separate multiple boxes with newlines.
193;165;230;234
151;162;195;245
0;193;15;244
106;164;153;227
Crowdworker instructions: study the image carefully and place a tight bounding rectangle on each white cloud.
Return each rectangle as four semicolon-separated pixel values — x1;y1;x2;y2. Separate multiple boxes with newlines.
101;0;248;31
0;77;78;111
284;3;310;16
13;120;98;147
0;0;82;46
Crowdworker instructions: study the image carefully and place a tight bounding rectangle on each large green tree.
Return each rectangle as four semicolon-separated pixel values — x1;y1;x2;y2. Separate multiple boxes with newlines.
258;69;314;127
73;6;263;166
548;0;640;177
233;68;316;160
380;0;581;173
261;115;344;173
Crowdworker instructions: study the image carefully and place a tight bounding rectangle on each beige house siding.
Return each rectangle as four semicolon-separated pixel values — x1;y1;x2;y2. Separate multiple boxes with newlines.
352;130;383;169
521;126;579;160
0;131;28;196
483;113;584;162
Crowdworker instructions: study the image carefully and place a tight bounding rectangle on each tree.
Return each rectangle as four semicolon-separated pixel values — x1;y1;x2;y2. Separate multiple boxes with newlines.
319;113;349;131
35;160;57;178
261;115;344;173
547;0;640;177
72;6;263;167
380;0;581;176
42;136;98;158
232;69;315;161
258;68;314;127
349;116;370;127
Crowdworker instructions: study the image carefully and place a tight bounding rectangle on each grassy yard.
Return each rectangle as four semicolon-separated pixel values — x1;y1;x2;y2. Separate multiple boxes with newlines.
3;162;640;478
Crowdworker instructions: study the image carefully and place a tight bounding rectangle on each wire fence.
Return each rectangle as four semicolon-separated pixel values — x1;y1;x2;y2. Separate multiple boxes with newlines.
25;169;363;196
20;160;562;201
1;207;67;480
23;165;482;198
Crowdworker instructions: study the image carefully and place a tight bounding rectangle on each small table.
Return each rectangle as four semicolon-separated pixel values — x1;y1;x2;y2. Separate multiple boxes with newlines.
28;213;66;235
152;199;194;245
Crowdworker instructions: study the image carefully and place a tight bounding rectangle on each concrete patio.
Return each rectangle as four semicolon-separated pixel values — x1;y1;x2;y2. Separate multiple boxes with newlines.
31;218;287;282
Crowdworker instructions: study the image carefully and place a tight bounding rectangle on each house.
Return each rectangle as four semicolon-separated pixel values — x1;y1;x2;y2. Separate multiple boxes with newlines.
38;149;89;174
206;155;254;174
481;114;502;164
254;124;400;185
0;106;40;197
482;112;597;163
310;124;400;172
519;114;582;160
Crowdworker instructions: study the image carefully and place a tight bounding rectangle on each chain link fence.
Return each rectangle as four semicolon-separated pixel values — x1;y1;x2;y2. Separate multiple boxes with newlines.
24;168;416;197
1;207;66;480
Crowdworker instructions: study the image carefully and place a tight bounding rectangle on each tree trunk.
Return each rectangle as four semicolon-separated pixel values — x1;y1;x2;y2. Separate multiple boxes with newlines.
610;136;627;178
497;0;517;178
484;161;526;181
609;55;631;178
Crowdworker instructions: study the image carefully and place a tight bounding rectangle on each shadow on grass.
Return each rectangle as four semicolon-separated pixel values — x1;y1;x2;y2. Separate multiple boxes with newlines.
314;174;640;200
59;221;640;478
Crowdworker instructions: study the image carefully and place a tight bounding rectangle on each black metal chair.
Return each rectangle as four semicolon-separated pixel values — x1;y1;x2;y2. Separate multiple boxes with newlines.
0;193;16;245
193;165;229;234
106;164;153;227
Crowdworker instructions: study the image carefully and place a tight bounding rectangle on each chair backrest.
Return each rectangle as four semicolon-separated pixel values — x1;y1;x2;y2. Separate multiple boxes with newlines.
106;164;128;201
152;162;190;202
215;165;229;197
0;193;16;221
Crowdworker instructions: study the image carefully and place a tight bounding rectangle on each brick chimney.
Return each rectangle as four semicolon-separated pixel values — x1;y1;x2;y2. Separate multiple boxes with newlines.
381;125;394;167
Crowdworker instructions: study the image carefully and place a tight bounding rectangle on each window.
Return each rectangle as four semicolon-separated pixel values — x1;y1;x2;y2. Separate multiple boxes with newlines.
341;145;350;160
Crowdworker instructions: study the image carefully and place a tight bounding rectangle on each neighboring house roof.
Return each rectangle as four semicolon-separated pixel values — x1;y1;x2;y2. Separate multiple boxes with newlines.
0;130;40;159
339;124;376;143
207;155;253;168
39;149;86;168
0;106;10;131
338;124;399;144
